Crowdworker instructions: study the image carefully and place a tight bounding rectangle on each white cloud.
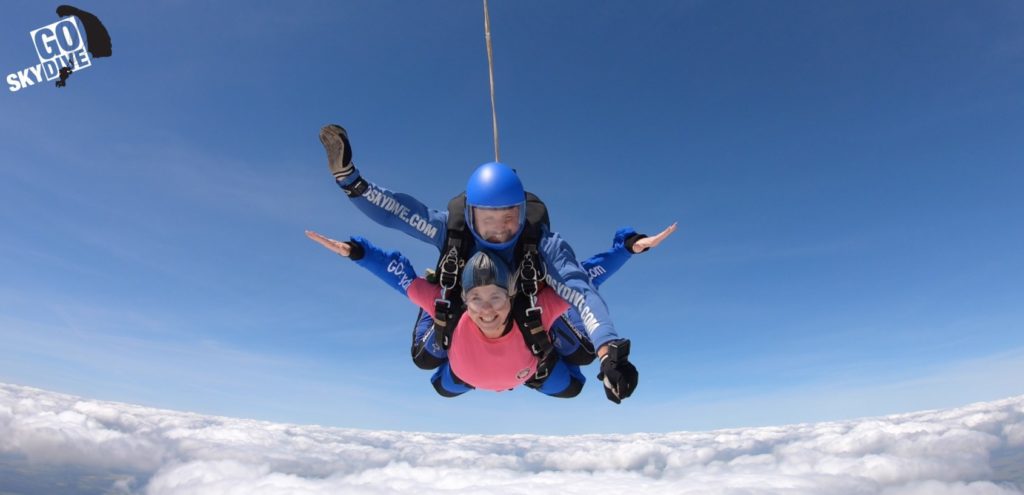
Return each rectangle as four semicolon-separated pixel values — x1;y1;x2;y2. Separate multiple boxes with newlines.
1;382;1022;495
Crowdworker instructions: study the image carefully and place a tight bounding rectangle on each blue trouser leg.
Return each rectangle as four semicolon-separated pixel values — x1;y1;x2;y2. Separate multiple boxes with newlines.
412;310;447;369
535;359;586;398
550;310;597;366
430;362;473;398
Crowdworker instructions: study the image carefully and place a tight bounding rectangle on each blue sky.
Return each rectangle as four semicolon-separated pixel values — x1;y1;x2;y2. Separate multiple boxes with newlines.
1;1;1023;435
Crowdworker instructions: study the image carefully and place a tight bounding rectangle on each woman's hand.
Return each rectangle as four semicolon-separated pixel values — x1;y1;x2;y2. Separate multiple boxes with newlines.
305;230;352;257
631;222;678;253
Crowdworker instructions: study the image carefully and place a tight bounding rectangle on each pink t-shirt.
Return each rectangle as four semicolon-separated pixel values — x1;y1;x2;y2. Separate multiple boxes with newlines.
407;278;570;391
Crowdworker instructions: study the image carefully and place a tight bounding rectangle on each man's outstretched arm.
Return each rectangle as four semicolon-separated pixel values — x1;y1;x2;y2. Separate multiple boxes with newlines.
320;124;448;251
539;228;620;349
581;223;678;287
539;228;640;404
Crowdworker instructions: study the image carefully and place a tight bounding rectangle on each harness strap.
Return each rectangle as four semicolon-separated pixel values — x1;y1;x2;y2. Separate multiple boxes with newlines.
433;194;475;350
512;294;556;387
434;245;465;350
512;244;556;387
433;298;454;349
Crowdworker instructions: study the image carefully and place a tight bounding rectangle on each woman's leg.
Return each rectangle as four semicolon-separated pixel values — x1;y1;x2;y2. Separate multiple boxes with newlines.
534;359;586;398
430;362;473;398
411;309;448;369
550;311;596;366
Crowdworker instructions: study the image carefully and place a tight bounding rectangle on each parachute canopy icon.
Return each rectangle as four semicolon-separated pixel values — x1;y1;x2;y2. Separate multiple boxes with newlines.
56;5;112;58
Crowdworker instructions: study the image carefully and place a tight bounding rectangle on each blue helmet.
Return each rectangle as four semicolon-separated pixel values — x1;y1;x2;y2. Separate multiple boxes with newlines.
464;162;527;250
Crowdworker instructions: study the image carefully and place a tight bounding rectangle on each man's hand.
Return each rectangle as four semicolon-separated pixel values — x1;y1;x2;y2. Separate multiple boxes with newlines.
319;124;355;182
320;124;369;197
630;222;678;253
597;339;638;404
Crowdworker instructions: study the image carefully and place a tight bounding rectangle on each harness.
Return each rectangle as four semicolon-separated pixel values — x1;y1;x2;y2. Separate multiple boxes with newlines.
430;191;558;388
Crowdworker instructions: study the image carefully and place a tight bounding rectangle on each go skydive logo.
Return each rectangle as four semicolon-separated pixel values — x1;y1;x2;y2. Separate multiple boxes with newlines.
7;18;91;91
6;5;112;93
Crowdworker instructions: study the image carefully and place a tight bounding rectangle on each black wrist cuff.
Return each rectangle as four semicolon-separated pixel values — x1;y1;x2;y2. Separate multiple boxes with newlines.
346;240;365;260
342;176;369;197
624;233;649;254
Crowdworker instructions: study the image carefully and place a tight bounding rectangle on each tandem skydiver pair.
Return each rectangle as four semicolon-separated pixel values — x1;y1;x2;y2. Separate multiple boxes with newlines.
307;124;676;404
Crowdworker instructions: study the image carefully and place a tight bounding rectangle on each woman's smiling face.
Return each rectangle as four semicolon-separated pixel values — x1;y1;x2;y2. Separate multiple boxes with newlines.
463;284;511;334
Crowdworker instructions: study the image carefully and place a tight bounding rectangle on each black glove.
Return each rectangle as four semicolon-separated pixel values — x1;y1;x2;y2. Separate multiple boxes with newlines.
597;339;638;404
319;124;354;181
319;124;368;197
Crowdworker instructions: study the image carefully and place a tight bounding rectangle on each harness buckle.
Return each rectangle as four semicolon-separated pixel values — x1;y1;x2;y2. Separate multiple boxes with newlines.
517;250;544;301
438;246;461;291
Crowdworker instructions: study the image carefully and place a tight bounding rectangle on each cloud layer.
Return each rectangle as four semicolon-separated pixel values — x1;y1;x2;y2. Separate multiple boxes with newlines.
1;382;1022;494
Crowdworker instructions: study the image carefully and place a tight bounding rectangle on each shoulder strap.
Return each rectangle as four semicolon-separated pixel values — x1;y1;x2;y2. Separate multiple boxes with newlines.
511;191;556;387
511;191;548;274
524;191;549;228
440;192;474;264
433;193;473;350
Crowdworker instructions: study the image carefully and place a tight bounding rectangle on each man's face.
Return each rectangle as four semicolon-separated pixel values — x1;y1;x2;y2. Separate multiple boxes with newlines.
472;206;521;244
